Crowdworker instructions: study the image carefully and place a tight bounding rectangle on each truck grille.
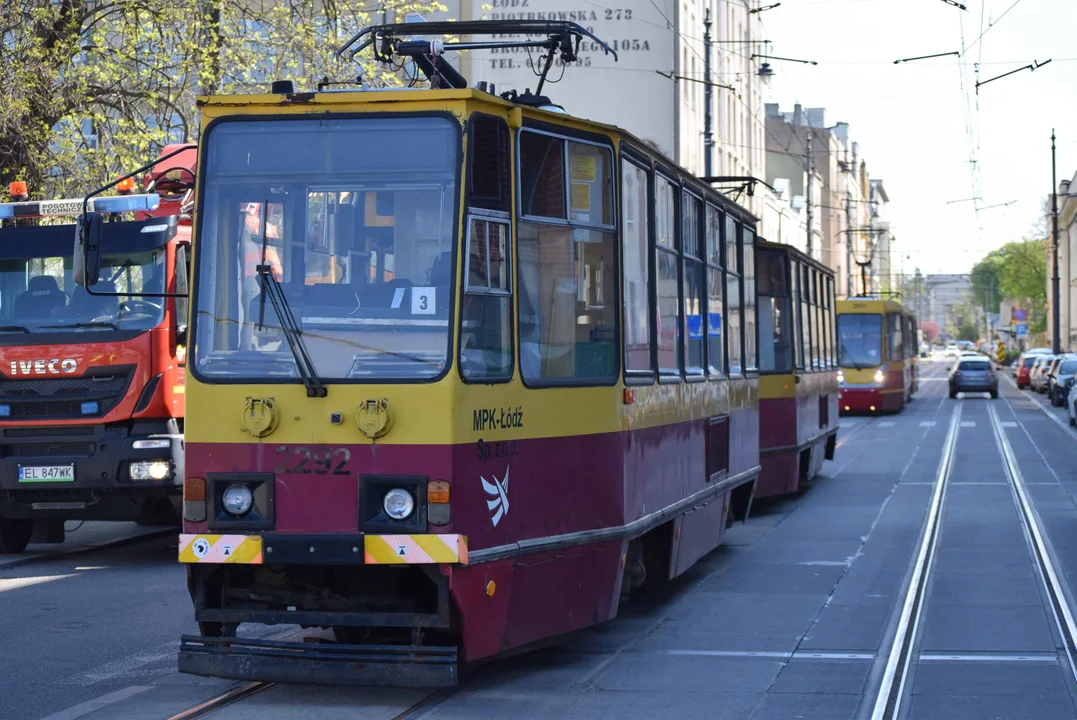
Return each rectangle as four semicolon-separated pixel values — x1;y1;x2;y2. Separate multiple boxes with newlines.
0;366;135;421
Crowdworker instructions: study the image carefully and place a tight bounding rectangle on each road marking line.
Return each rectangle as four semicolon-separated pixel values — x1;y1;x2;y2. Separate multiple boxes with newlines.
39;686;152;720
920;653;1057;663
960;421;976;427
919;421;937;427
879;421;896;427
658;649;875;660
1002;421;1018;428
63;641;179;686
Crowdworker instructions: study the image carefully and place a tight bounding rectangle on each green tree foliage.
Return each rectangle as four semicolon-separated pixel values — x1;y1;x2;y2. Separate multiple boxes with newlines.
969;238;1048;332
0;0;442;198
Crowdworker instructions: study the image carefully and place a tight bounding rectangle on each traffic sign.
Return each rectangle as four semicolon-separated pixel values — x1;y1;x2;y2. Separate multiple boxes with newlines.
997;341;1005;362
1016;322;1028;336
1014;308;1028;322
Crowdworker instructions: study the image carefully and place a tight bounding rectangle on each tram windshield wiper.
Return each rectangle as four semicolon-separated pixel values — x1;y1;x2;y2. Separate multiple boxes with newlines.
253;203;326;398
839;344;863;370
0;325;30;333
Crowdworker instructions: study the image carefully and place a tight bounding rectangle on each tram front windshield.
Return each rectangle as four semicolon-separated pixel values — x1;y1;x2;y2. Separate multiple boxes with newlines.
192;116;459;382
837;313;883;369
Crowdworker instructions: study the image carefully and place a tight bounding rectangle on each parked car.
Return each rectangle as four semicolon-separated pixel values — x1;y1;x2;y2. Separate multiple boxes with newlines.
1067;381;1077;425
1017;349;1052;387
1050;356;1077;406
1031;355;1057;393
950;357;998;399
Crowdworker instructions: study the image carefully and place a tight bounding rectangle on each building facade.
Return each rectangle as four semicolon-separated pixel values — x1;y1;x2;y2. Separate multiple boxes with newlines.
441;0;765;216
764;104;874;298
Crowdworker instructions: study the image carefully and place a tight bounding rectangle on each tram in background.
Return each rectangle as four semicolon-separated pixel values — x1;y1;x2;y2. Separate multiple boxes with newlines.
836;298;918;414
72;21;764;687
754;241;839;498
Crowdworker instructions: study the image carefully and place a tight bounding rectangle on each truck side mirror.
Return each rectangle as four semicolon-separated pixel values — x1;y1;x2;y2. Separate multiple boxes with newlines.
73;212;104;287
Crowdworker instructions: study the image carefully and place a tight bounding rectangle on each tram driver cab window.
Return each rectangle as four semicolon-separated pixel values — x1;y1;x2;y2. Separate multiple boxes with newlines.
193;116;458;382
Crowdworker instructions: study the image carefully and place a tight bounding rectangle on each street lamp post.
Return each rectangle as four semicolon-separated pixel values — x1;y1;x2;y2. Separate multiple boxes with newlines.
1052;129;1061;354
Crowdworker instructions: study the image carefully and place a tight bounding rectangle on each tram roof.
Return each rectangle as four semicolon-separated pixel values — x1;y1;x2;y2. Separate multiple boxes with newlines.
195;86;759;226
755;238;835;278
837;297;914;316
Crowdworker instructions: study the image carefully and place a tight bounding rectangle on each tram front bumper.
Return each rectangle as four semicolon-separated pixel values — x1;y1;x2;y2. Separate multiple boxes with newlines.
179;634;459;688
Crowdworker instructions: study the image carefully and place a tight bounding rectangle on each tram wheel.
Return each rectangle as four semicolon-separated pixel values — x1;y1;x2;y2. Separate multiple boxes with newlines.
0;519;33;554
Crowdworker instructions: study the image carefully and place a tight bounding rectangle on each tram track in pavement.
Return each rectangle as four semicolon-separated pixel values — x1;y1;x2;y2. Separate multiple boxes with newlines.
864;393;1077;720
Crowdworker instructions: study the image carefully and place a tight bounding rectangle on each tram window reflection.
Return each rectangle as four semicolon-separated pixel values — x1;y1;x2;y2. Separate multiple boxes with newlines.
705;205;723;377
621;159;652;374
517;224;616;384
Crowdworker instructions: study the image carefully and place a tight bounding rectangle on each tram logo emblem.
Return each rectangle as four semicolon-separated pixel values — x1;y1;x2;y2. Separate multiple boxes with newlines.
481;466;510;527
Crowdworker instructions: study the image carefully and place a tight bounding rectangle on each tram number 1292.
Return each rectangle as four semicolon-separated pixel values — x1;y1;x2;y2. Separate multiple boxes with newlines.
274;446;352;475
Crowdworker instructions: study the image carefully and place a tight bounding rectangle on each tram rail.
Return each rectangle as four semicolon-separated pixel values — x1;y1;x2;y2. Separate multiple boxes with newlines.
866;393;1077;719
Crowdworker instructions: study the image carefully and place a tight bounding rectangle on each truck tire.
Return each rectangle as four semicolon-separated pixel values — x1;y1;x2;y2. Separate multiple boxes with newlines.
0;519;33;554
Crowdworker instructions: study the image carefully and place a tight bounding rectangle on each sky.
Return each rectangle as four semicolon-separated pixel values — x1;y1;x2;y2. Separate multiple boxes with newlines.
755;0;1077;277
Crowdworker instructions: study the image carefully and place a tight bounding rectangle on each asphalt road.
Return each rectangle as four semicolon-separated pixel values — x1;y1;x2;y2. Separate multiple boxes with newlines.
8;359;1077;719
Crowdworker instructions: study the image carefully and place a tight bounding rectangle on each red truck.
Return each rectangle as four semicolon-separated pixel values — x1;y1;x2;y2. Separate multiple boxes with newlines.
0;145;195;552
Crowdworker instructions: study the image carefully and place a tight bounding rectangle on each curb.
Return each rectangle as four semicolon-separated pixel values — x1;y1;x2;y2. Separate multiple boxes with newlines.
0;527;174;571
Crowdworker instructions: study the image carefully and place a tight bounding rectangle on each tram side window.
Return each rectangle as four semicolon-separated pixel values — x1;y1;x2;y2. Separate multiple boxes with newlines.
743;228;758;373
469;115;510;212
725;214;743;376
460;218;512;380
460;115;513;382
655;175;681;376
705;205;724;377
826;277;836;367
517;134;617;385
887;313;903;360
622;159;653;375
683;192;705;376
800;265;813;371
757;249;792;373
813;271;824;371
519;132;566;219
791;260;803;370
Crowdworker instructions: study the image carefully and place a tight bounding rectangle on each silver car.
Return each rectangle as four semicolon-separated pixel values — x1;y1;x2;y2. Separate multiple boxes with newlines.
949;357;998;399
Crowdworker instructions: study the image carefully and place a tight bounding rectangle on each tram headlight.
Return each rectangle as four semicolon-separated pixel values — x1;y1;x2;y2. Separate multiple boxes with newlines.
873;370;885;385
222;484;254;517
383;487;415;520
837;370;845;384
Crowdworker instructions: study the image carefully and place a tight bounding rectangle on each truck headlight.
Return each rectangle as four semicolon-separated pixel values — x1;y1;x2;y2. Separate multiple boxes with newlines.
130;460;171;481
383;488;415;520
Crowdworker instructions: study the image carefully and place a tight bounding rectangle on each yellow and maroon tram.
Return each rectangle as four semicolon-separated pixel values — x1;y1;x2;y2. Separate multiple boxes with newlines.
754;241;839;499
72;22;767;686
836;298;918;414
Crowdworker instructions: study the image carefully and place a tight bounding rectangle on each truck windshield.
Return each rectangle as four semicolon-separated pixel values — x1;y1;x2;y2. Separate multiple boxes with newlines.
837;313;882;369
192;116;459;382
0;228;166;340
